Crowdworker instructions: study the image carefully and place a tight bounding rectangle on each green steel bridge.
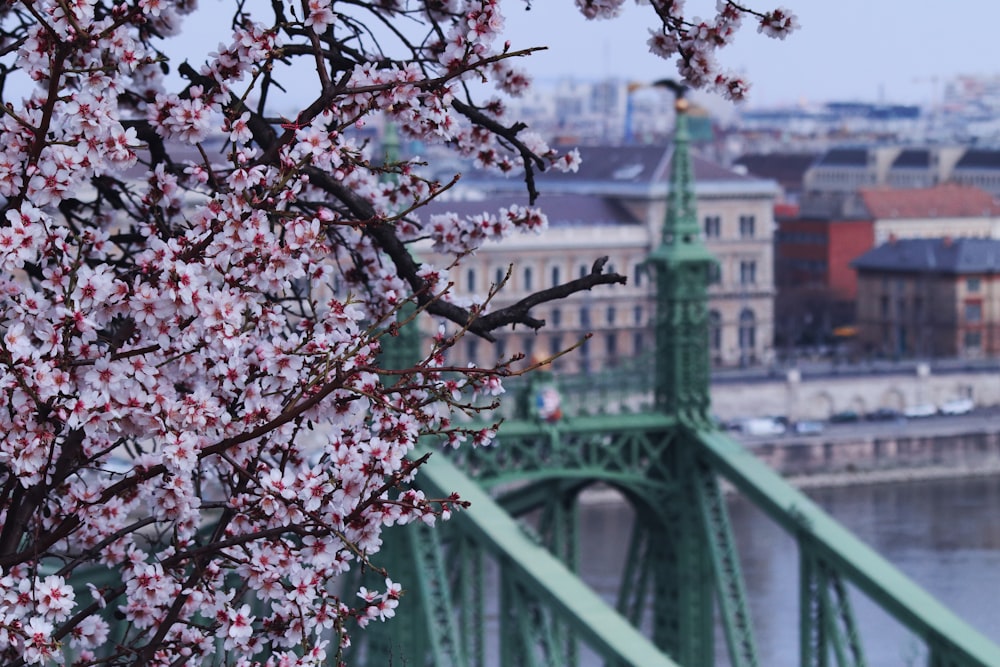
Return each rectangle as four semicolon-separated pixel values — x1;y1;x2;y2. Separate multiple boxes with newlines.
356;100;1000;667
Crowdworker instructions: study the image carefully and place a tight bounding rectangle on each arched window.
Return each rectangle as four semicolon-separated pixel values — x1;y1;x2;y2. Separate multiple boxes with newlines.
523;266;533;291
709;310;722;351
738;308;756;350
466;268;476;293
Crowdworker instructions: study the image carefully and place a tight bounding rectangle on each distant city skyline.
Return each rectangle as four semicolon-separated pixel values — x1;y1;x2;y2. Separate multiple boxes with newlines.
134;1;1000;111
500;0;1000;109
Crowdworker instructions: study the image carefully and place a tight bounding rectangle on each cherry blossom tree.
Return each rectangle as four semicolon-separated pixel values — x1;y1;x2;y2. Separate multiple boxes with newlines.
0;0;795;664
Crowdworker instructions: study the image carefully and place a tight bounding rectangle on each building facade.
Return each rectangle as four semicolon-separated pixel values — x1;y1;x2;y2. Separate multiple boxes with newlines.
853;238;1000;359
420;144;779;371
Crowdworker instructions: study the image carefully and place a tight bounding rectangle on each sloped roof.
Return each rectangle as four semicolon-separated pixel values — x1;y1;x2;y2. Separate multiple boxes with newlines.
815;148;868;167
891;149;931;168
859;184;1000;219
852;237;1000;274
955;149;1000;170
732;153;818;190
418;193;641;227
526;144;755;185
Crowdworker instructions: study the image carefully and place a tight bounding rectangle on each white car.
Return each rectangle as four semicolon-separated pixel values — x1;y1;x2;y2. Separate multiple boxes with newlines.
903;403;937;418
940;398;974;415
741;417;786;436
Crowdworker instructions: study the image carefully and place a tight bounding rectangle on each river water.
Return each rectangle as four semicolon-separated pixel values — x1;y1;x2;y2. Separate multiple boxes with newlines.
574;474;1000;666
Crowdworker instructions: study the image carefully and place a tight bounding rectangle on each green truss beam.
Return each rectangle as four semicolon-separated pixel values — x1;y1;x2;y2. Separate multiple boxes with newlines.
414;446;682;667
696;428;1000;667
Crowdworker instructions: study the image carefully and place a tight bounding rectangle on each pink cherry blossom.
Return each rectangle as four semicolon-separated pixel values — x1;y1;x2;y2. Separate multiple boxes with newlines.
0;0;786;662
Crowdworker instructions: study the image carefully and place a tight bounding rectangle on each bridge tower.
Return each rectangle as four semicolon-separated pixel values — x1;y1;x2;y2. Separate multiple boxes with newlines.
348;90;1000;667
638;93;757;667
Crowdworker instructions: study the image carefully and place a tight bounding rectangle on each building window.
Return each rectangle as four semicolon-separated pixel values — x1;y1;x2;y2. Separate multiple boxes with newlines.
633;331;645;354
579;263;588;279
965;302;982;323
466;337;478;363
709;310;722;352
466;268;476;293
606;305;616;325
580;306;591;328
965;330;982;350
494;267;505;287
523;266;533;291
634;305;643;325
738;308;756;350
739;261;756;285
551;308;561;327
496;337;506;360
634;264;643;288
968;277;982;292
551;265;561;287
880;295;889;318
523;336;535;361
549;335;562;357
605;333;617;362
704;215;721;238
708;262;721;285
739;215;755;238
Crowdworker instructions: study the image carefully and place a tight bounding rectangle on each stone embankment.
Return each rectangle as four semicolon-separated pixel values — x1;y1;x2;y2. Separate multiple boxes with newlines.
741;425;1000;488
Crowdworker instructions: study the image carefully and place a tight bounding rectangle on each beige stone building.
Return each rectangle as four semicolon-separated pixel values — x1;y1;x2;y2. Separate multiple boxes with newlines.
419;145;779;371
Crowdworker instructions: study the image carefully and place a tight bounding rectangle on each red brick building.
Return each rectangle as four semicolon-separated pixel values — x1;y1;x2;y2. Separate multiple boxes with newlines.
775;183;1000;349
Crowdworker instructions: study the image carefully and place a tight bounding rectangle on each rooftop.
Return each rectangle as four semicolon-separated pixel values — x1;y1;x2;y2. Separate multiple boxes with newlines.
418;193;641;227
891;149;931;169
859;184;1000;219
461;144;778;199
815;148;869;168
852;237;1000;274
954;149;1000;170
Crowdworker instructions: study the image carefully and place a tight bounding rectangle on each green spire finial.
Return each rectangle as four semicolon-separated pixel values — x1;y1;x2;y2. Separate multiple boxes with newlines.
645;94;717;424
661;97;701;248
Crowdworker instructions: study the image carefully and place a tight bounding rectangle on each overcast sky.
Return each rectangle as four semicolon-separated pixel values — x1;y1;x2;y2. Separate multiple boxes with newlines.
168;0;1000;110
501;0;1000;108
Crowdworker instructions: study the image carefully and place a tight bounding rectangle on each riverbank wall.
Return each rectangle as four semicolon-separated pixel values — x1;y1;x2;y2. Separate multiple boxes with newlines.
747;429;1000;487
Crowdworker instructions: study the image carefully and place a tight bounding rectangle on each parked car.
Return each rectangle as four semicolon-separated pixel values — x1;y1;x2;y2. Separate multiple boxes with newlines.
741;417;787;436
903;403;937;418
866;407;904;422
794;420;825;435
829;410;860;423
940;398;974;415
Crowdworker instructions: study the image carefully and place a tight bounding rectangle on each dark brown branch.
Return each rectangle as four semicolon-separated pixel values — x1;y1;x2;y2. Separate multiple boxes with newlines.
451;98;544;204
475;256;627;331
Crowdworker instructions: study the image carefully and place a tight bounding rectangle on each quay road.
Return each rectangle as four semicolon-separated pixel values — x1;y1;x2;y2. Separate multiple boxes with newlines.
712;357;1000;385
732;407;1000;445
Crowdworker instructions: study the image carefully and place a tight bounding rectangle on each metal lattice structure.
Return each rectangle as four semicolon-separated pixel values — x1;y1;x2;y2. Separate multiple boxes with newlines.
353;97;1000;667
